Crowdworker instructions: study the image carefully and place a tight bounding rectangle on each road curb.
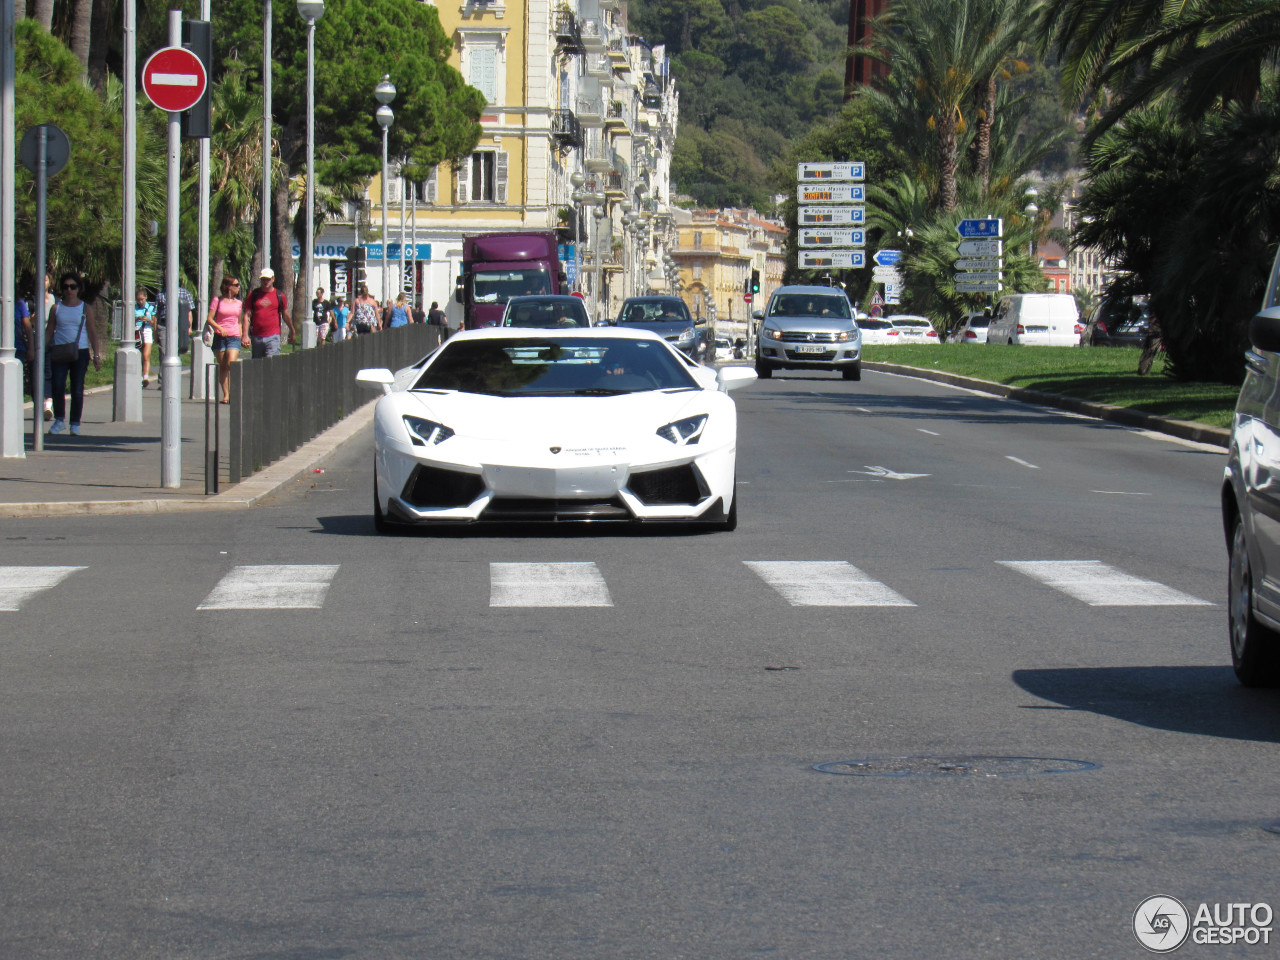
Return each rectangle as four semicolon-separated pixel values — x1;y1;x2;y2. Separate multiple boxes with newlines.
864;361;1230;449
0;400;377;519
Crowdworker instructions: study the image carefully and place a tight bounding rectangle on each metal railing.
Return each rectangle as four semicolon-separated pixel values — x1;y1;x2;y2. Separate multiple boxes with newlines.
223;325;442;485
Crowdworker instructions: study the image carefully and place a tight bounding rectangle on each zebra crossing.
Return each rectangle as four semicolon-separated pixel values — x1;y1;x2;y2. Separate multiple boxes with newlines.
0;559;1214;613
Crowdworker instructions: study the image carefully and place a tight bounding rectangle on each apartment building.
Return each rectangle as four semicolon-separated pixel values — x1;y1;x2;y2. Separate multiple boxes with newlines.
309;0;679;327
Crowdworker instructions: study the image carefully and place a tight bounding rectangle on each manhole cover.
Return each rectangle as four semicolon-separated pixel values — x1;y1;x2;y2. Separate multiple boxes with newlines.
813;756;1100;779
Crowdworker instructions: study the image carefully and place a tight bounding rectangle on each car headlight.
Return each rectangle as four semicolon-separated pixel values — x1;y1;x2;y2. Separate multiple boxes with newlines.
677;326;696;343
403;415;455;446
762;325;781;340
835;330;855;342
657;414;707;445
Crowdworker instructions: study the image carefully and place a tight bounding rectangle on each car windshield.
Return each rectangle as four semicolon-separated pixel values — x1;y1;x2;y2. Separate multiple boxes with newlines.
472;268;551;303
857;318;892;330
768;295;851;319
890;317;930;328
413;337;700;396
618;299;692;325
503;298;590;328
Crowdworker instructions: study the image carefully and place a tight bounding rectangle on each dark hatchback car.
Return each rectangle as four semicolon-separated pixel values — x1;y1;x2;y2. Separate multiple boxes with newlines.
1088;298;1150;347
614;296;702;357
501;295;592;328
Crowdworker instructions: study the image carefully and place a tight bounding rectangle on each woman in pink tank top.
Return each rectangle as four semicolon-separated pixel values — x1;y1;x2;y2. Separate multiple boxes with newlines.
205;275;244;403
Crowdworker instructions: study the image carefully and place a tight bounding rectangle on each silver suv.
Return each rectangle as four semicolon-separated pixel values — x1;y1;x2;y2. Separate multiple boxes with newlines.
753;285;862;380
1223;251;1280;685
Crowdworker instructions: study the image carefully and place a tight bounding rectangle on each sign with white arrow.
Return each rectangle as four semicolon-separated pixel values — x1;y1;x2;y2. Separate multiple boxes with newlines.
850;466;931;481
799;227;865;248
956;218;1003;239
873;249;903;267
957;239;1003;257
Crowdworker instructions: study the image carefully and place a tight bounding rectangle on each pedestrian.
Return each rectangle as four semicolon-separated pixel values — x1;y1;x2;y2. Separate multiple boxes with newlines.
412;300;426;324
331;296;349;342
427;300;447;326
13;290;31;398
385;291;411;329
351;284;379;336
311;286;332;344
204;275;244;404
44;272;102;436
240;267;294;358
154;276;195;357
40;273;54;421
134;286;156;387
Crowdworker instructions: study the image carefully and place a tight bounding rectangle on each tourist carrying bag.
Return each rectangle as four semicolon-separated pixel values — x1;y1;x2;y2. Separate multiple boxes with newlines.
49;312;85;364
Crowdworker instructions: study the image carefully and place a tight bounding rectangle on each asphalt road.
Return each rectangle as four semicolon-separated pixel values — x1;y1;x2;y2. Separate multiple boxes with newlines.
3;367;1276;959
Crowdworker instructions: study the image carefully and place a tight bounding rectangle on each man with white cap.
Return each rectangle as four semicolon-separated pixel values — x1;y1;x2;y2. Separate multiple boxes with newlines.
240;267;295;359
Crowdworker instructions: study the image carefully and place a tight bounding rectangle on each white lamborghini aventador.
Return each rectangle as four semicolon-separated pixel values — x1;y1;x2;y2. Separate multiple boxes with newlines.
357;327;756;531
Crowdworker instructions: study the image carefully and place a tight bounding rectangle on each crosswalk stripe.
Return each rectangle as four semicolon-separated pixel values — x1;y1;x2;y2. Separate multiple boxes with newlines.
997;560;1212;606
490;562;613;607
197;564;340;610
0;566;87;611
745;560;915;607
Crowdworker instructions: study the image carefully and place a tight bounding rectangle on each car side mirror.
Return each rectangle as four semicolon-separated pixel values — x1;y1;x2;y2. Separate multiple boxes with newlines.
1250;307;1280;353
751;310;763;320
716;366;758;392
356;368;396;395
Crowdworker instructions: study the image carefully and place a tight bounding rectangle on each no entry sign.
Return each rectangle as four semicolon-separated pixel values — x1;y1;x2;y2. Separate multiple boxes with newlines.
142;46;207;113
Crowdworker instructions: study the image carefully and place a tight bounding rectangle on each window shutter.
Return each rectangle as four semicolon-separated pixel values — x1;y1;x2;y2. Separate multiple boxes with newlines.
471;47;498;104
425;166;438;204
387;176;401;204
456;159;470;204
495;151;509;204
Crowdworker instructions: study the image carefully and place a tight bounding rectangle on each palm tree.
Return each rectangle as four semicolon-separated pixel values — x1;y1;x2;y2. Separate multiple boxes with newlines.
69;0;92;74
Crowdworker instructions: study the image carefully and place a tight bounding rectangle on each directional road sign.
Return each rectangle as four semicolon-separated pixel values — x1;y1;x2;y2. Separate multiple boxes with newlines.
142;46;207;112
873;249;902;267
955;281;1002;293
799;206;865;225
798;183;865;204
797;161;865;182
957;239;1003;257
953;258;1002;271
20;124;70;176
799;250;865;269
953;271;1002;283
872;268;902;283
956;218;1003;239
799;227;866;248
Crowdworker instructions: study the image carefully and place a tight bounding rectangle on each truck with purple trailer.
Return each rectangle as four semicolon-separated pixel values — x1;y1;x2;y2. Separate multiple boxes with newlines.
455;231;568;330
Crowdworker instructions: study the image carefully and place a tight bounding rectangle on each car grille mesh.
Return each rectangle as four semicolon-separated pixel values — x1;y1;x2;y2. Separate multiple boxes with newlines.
778;331;841;343
402;465;485;508
628;464;709;506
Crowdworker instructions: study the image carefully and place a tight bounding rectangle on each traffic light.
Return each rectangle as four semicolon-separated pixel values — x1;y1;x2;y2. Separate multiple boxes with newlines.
346;246;367;294
180;19;212;140
751;269;760;294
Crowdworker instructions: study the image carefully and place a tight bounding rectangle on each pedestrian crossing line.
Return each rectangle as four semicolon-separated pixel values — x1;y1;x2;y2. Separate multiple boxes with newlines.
490;562;613;608
745;561;915;607
197;564;341;610
997;560;1213;607
0;566;87;611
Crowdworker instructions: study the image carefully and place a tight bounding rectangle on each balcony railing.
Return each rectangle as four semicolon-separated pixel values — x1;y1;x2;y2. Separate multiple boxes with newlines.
554;12;584;54
551;108;584;149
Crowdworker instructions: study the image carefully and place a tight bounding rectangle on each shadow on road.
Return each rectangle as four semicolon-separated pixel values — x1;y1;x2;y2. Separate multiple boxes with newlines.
313;514;722;539
1013;665;1280;743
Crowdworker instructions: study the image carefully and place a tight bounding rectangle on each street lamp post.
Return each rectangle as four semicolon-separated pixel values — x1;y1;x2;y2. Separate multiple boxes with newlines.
298;0;324;348
262;0;272;270
374;75;395;309
571;171;606;323
1025;187;1040;261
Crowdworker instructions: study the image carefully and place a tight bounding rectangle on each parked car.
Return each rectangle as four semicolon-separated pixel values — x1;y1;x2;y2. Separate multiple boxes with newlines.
986;293;1082;346
886;314;940;343
1087;297;1151;347
857;316;899;345
501;294;592;329
614;295;702;358
1223;256;1280;685
951;311;992;344
753;284;862;380
358;327;756;531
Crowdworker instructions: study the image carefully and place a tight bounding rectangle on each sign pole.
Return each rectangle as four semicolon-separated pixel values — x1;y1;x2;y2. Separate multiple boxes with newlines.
161;9;182;487
31;128;46;452
193;0;212;398
114;0;142;421
0;0;20;458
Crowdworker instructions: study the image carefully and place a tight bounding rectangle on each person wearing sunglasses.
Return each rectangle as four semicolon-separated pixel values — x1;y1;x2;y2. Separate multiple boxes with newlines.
44;272;101;436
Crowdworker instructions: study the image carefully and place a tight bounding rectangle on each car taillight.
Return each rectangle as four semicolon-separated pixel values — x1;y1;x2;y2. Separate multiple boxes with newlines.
926;330;938;338
965;330;976;339
1016;324;1026;334
887;330;899;336
1074;324;1084;335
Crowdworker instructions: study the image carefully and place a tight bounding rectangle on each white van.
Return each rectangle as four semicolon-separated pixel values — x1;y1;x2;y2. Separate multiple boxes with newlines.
986;293;1081;346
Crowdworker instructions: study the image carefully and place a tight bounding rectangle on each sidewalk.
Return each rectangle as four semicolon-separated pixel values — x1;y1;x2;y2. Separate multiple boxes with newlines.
0;371;375;519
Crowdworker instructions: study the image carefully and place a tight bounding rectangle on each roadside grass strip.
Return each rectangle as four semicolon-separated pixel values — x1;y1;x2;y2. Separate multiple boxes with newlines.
997;560;1212;606
745;560;915;607
490;561;613;607
198;564;341;610
0;566;87;611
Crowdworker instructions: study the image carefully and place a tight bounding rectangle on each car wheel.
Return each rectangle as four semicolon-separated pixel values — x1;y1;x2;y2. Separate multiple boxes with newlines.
720;476;739;531
1228;515;1280;686
842;362;861;381
373;462;394;534
754;359;773;379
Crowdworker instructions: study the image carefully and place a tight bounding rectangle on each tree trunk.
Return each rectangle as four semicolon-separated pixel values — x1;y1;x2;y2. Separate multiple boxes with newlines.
16;0;27;20
69;0;92;74
30;0;53;30
976;74;996;198
87;0;113;89
938;114;958;213
273;169;297;326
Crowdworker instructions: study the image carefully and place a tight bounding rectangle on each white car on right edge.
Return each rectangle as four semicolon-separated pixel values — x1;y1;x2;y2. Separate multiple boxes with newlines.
985;293;1081;346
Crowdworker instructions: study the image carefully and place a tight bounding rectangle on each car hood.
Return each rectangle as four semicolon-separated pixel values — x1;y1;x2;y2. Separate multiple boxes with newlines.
762;317;855;333
398;388;710;442
617;320;694;338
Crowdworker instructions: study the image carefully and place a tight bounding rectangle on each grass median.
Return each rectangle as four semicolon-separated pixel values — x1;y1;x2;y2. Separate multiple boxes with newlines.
862;344;1241;429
